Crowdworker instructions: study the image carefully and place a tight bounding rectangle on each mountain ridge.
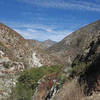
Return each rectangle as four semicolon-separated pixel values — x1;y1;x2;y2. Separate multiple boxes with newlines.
27;39;56;50
47;20;100;64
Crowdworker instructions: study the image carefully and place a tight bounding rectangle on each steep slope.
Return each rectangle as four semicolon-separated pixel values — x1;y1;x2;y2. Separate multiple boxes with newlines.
0;22;57;99
0;48;25;99
0;23;36;67
77;35;100;94
0;23;41;99
51;30;100;100
0;23;56;67
46;21;100;100
47;20;100;64
27;39;41;48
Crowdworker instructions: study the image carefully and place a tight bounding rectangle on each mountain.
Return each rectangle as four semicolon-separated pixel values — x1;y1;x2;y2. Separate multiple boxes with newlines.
0;23;58;68
0;20;100;100
47;20;100;65
31;20;100;100
0;22;43;68
27;39;56;50
0;22;57;99
41;39;56;49
51;28;100;100
27;39;41;48
44;20;100;100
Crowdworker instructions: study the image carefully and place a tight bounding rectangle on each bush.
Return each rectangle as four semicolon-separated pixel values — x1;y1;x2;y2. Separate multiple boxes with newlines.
3;62;10;68
72;62;90;76
14;65;63;100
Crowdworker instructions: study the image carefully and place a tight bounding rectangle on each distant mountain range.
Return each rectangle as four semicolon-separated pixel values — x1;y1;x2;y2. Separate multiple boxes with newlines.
0;20;100;67
27;39;56;50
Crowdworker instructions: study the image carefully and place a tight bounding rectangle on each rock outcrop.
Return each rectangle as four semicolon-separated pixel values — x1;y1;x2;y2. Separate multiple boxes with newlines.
0;49;24;99
33;72;57;100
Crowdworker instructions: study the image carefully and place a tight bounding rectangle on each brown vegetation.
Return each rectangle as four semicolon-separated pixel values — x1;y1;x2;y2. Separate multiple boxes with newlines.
53;80;85;100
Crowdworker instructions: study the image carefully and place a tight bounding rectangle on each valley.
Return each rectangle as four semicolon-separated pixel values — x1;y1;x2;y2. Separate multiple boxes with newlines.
0;20;100;100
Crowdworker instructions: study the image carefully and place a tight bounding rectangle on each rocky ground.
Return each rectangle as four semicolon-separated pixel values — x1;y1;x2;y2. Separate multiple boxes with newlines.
0;50;24;99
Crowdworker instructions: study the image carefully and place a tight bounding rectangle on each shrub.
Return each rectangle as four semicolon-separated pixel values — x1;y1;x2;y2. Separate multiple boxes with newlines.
14;65;63;100
72;62;90;76
3;62;10;68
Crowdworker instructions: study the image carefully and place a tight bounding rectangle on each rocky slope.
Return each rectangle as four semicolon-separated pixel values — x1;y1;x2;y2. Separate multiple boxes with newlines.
46;20;100;100
51;37;100;100
31;20;100;100
47;20;100;65
0;48;25;99
0;22;56;99
0;23;57;67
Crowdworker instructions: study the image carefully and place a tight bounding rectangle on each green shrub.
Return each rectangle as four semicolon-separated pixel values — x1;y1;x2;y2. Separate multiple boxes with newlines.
15;65;63;100
3;62;9;68
72;62;90;76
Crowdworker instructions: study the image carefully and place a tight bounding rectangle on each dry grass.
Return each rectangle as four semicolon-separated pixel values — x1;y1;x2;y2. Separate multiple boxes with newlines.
53;80;85;100
63;80;85;100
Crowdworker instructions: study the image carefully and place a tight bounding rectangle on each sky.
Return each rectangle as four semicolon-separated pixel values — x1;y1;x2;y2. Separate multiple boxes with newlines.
0;0;100;41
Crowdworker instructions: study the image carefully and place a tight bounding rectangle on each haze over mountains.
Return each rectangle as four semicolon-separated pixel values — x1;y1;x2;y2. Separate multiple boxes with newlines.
0;20;100;100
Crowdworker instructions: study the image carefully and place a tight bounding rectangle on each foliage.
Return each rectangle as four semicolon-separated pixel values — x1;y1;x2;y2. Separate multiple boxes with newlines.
15;65;63;100
3;62;10;68
72;62;90;76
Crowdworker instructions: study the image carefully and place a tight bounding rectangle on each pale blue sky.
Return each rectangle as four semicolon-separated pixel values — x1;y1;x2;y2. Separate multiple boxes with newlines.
0;0;100;41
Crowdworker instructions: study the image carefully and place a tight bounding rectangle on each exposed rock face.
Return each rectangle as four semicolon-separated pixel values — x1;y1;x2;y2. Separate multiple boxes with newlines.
0;50;24;99
33;72;57;100
78;35;100;94
32;52;43;67
47;20;100;65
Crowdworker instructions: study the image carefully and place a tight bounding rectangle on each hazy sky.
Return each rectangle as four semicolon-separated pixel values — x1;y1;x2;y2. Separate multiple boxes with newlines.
0;0;100;41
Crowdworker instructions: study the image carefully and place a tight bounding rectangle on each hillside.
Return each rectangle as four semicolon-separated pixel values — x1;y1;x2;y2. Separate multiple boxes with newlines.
41;39;56;49
0;23;57;67
27;39;56;50
0;20;100;100
52;32;100;100
45;20;100;100
0;22;57;99
0;23;38;67
47;20;100;64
